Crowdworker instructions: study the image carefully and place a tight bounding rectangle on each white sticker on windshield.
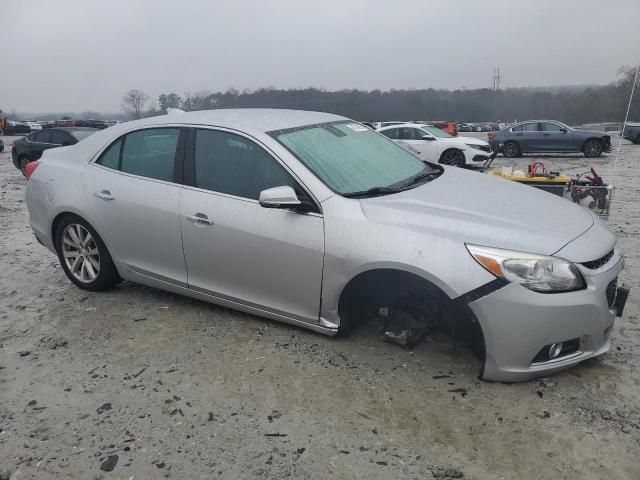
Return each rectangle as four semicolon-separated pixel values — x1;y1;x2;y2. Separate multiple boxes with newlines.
345;123;369;132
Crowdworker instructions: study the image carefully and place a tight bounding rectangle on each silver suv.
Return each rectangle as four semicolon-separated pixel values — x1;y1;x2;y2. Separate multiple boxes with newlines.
25;109;627;382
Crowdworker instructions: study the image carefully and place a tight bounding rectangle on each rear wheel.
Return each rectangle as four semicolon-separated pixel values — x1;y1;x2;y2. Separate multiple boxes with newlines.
439;149;466;167
502;141;520;158
582;139;603;158
55;215;120;291
635;133;640;145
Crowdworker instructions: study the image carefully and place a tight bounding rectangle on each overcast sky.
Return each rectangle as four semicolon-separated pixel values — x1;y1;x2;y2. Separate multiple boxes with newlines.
3;0;639;113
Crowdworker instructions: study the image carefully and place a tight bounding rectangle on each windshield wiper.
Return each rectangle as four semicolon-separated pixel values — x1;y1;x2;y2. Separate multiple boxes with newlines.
396;169;441;190
342;186;400;198
342;167;442;199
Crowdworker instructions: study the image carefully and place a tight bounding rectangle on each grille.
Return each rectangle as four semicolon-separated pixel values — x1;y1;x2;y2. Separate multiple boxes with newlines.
606;278;618;307
582;250;614;270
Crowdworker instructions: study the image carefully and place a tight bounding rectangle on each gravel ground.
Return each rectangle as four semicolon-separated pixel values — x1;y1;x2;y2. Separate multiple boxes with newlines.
1;132;639;479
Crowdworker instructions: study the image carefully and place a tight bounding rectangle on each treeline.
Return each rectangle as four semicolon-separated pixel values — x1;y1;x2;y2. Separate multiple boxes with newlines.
136;66;639;124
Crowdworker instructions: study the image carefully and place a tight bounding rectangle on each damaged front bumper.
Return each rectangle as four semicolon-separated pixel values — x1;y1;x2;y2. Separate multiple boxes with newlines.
467;256;624;382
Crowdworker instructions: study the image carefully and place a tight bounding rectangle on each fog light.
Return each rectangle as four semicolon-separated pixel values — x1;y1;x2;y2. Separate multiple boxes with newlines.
548;343;563;359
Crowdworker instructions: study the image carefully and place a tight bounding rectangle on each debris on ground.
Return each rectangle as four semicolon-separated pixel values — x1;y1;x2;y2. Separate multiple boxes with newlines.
39;336;68;349
380;303;440;348
96;403;112;414
100;455;118;472
448;388;469;397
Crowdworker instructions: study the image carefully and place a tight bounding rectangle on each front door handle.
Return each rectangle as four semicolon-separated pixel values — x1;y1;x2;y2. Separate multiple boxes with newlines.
94;190;114;201
543;133;550;137
187;213;214;226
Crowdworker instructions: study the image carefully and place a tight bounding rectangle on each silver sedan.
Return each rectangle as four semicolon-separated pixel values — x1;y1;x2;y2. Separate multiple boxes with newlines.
25;109;627;381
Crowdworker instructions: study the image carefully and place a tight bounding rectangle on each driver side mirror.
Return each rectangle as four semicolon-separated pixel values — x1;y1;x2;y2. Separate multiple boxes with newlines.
259;186;302;209
559;128;567;133
421;135;435;141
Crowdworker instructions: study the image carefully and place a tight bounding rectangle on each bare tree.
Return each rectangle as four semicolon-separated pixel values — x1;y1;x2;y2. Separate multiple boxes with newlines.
121;89;149;119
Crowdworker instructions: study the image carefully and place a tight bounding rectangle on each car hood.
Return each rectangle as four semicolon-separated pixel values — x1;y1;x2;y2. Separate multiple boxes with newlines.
435;136;488;146
572;129;608;137
360;167;595;256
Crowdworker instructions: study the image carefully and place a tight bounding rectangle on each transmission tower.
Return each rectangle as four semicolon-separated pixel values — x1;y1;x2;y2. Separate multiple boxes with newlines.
492;68;501;92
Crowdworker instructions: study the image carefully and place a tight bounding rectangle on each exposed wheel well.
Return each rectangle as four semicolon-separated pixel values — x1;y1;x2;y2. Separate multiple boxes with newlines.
51;212;73;250
337;268;485;359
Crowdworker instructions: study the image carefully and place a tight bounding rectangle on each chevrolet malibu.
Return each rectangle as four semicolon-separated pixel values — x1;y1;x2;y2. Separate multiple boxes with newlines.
25;109;627;381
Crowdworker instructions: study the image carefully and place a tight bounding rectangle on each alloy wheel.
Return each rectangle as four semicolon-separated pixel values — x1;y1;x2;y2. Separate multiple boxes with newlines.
442;149;465;167
61;224;100;283
583;140;602;157
503;142;519;158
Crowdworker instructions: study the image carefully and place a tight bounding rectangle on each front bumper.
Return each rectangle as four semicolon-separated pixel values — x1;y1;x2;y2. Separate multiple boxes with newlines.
463;148;493;164
468;255;625;382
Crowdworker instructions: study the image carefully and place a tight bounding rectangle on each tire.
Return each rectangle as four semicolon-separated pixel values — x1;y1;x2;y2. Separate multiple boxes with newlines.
18;156;29;175
502;141;521;158
55;214;120;291
439;149;466;167
582;139;603;158
635;133;640;145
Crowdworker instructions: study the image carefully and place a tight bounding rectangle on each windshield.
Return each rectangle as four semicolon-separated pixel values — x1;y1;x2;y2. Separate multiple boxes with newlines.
420;126;452;138
69;129;97;141
272;121;438;196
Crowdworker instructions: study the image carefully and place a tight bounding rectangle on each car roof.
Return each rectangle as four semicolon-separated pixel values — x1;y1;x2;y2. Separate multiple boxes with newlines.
47;109;349;165
118;108;345;134
378;123;425;130
53;127;99;131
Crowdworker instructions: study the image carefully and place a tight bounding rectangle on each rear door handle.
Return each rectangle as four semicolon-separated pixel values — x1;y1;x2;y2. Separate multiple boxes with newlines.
543;133;550;137
187;213;214;225
94;190;114;201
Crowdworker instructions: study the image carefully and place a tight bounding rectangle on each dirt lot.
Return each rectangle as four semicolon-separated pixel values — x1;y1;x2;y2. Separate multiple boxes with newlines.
1;132;639;479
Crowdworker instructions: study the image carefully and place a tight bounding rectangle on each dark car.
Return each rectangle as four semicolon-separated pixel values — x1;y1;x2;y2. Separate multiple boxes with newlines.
488;120;612;158
76;119;109;129
11;127;98;173
5;121;31;135
622;122;640;144
0;138;4;152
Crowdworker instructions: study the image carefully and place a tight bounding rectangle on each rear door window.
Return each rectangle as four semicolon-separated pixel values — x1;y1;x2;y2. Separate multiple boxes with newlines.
380;128;400;139
520;123;539;132
120;128;180;182
541;122;563;132
50;130;72;145
39;130;52;143
97;139;122;170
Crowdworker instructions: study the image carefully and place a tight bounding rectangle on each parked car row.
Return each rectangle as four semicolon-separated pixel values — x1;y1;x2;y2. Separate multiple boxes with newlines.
2;119;119;135
3;121;32;135
459;122;506;132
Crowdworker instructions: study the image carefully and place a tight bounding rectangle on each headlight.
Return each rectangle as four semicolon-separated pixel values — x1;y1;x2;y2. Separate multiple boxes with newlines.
465;143;486;151
466;244;585;293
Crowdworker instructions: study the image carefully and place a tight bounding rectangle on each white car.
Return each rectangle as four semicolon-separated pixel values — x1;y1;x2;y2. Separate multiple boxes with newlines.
378;123;493;167
23;121;43;131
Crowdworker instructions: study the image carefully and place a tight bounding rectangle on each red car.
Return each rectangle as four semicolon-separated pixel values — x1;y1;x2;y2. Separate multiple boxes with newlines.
428;121;458;137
